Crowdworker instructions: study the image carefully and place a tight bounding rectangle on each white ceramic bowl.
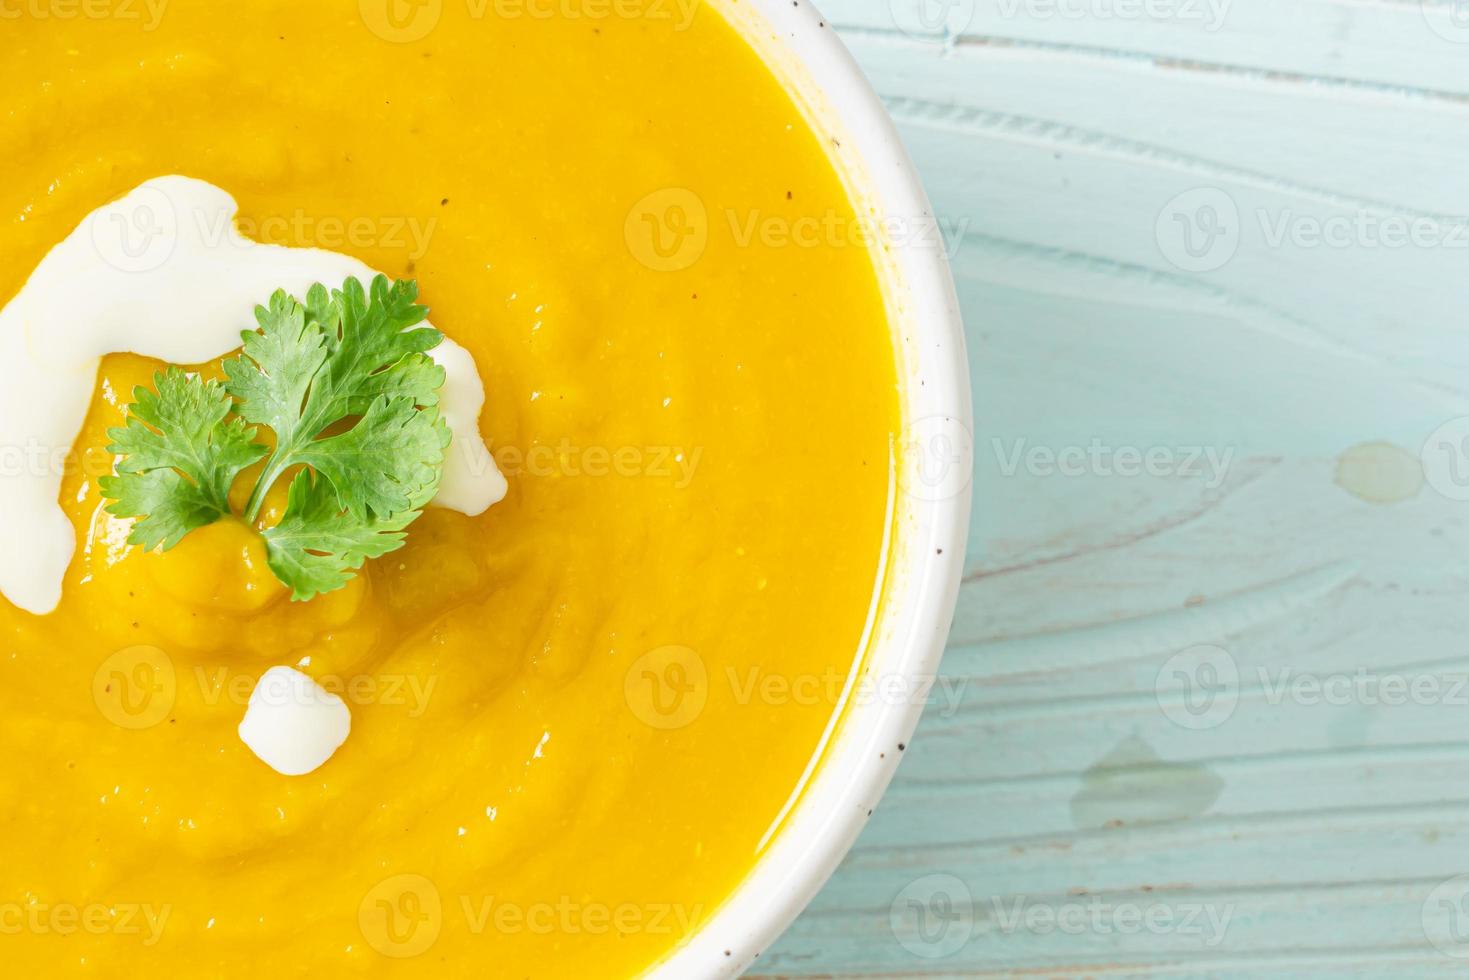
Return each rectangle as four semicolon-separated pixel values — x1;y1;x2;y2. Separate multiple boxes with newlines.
648;1;972;976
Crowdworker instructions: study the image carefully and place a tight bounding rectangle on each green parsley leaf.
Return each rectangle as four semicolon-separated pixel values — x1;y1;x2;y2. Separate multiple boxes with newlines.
292;394;450;521
100;367;268;551
221;287;331;450
227;276;447;523
99;276;453;601
261;470;430;602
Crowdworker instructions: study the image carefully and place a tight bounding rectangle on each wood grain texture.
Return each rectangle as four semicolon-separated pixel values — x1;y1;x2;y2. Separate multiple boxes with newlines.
755;0;1469;975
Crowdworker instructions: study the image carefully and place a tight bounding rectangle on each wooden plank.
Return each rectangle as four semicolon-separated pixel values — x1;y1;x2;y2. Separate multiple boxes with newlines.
834;0;1469;96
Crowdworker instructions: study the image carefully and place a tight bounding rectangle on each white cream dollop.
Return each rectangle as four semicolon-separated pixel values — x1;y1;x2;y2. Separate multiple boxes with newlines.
238;666;351;776
0;176;508;615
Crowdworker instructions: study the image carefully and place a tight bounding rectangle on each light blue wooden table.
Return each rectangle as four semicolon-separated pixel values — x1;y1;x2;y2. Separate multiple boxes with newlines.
760;1;1469;975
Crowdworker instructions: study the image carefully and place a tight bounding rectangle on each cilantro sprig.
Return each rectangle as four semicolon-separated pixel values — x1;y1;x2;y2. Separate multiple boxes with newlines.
99;276;451;601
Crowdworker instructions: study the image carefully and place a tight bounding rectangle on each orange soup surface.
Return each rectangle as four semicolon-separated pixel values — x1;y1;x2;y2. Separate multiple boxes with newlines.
0;0;898;975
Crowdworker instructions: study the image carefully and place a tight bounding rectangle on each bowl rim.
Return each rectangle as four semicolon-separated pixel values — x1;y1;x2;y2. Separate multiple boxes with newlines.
647;1;973;976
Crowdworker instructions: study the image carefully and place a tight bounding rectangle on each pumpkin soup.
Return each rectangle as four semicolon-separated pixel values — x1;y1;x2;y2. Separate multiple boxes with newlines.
0;0;899;975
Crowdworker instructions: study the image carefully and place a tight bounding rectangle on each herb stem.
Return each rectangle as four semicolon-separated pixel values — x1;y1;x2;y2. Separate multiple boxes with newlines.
244;454;292;524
